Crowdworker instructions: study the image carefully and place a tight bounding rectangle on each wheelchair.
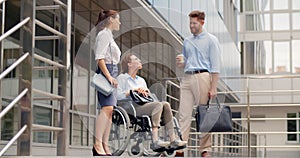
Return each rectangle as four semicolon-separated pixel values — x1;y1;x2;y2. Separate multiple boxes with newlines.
107;99;186;156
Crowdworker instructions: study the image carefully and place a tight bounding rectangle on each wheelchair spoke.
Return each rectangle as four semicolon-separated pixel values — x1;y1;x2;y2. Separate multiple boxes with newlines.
108;106;130;156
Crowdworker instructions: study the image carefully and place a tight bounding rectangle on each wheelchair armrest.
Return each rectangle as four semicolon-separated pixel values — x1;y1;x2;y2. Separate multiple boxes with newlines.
117;98;132;104
117;99;136;117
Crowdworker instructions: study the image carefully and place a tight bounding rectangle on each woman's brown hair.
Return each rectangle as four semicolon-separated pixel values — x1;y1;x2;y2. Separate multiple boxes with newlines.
95;9;119;31
121;53;133;73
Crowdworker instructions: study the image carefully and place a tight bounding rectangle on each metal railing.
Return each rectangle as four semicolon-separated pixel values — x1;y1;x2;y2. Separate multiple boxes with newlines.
0;1;30;155
0;125;27;156
163;74;300;157
1;0;71;155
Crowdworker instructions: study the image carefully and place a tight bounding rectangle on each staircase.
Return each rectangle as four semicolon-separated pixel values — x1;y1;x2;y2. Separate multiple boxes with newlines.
0;0;71;156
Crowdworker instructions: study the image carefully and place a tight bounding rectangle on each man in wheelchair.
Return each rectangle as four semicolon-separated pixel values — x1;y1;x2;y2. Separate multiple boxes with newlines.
116;53;187;151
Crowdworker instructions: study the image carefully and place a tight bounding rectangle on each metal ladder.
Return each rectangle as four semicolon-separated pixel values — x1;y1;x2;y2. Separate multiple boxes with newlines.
0;0;71;156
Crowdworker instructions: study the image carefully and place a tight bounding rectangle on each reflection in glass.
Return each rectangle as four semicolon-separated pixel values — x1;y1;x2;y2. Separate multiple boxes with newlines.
287;113;297;141
244;0;254;11
292;40;300;73
292;13;300;30
1;104;14;141
153;0;169;20
273;0;288;10
260;0;270;11
33;106;52;143
274;41;290;72
263;41;272;74
246;15;254;31
273;13;289;30
89;118;96;146
262;14;270;31
72;115;88;146
292;0;300;10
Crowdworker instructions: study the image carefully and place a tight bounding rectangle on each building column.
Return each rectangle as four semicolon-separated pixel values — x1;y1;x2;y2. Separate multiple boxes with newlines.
17;0;35;156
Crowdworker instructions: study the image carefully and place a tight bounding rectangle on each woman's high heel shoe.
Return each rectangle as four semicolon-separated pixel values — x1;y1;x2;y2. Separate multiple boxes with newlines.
92;146;106;156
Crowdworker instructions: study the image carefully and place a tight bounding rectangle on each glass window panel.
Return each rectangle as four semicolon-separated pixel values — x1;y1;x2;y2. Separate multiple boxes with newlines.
287;113;297;118
292;40;300;73
287;121;297;141
263;14;270;31
260;0;270;11
216;0;224;18
292;0;300;10
33;106;52;143
246;15;254;31
153;0;169;21
292;13;300;30
274;41;290;72
264;41;272;74
273;0;288;10
191;0;200;10
89;118;96;146
273;13;289;30
287;113;297;141
245;0;254;11
72;115;81;145
1;104;14;141
181;0;191;16
72;115;88;146
169;0;182;34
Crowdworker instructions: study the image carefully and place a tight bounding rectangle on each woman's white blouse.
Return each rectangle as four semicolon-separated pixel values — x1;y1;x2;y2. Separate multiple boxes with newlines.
94;28;121;64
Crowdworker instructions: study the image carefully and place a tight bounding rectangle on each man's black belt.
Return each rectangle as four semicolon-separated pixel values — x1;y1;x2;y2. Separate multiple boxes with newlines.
185;69;209;74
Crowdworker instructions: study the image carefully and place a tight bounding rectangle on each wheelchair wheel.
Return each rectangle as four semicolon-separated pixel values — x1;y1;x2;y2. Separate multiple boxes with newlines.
162;149;176;157
128;140;144;157
109;106;130;156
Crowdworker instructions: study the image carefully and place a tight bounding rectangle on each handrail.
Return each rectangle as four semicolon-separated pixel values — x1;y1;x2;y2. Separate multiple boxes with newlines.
165;80;180;89
53;0;67;9
35;19;67;39
0;0;6;5
189;145;300;148
230;103;300;107
33;88;65;100
221;74;300;79
0;125;27;156
0;52;29;80
0;17;30;42
0;88;28;119
163;74;300;157
234;117;300;121
33;54;66;69
189;131;300;135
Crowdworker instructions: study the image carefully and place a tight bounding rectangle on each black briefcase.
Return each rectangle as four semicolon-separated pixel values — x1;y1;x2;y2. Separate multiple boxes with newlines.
195;97;233;132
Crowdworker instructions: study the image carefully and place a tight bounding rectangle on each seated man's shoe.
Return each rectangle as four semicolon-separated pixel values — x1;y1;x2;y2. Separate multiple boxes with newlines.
175;151;184;157
154;139;170;147
151;139;170;151
170;139;187;148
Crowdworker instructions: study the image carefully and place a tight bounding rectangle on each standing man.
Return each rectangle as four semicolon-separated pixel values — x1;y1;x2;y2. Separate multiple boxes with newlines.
176;10;221;157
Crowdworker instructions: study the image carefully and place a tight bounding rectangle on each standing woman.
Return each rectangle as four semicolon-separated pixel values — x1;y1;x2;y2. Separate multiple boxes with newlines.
92;10;121;156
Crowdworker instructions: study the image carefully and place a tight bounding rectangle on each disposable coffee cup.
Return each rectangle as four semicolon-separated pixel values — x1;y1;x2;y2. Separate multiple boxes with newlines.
177;54;184;63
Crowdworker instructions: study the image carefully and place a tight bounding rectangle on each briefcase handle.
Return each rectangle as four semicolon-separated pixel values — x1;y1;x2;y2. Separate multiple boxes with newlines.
206;97;223;109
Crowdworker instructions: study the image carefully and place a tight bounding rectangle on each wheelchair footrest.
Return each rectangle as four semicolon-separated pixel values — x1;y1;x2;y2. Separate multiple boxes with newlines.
170;145;186;151
151;146;166;152
150;144;187;152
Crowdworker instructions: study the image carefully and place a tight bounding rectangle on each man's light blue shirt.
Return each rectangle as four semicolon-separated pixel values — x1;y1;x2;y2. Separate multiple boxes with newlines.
116;73;147;100
182;29;221;73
